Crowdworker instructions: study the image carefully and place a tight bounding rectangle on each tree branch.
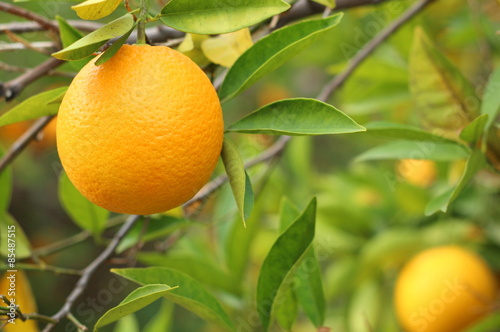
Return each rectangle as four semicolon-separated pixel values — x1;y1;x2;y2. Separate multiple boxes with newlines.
0;116;55;171
41;215;140;332
0;2;59;35
318;0;438;101
0;57;64;101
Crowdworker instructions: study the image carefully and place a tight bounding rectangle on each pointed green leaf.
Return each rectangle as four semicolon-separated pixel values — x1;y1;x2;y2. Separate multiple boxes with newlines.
364;122;456;143
143;300;174;332
52;13;134;61
160;0;290;34
221;138;254;225
356;140;469;162
481;67;500;131
95;284;173;331
72;0;122;20
95;23;136;66
257;198;317;331
228;98;365;135
219;14;343;102
137;252;240;295
58;172;109;236
425;149;485;215
348;279;382;332
279;199;325;327
0;214;31;259
116;215;189;254
295;248;325;327
113;315;139;332
112;267;235;331
278;197;300;233
409;27;479;134
275;284;298;331
460;114;488;144
0;87;67;127
56;15;93;70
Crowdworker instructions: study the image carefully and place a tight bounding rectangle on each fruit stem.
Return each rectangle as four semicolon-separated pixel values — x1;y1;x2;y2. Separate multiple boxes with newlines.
137;0;148;44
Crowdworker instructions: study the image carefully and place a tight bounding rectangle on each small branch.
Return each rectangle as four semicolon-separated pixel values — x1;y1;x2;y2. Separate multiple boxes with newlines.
0;41;56;53
14;263;82;276
4;30;51;55
317;0;438;102
41;215;140;332
0;61;75;78
0;2;59;35
1;58;64;101
67;313;88;331
33;231;91;257
0;116;55;172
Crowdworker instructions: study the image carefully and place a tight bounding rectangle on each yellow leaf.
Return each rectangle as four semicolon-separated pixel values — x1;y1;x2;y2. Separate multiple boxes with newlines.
0;270;39;332
72;0;122;20
201;29;253;68
177;34;211;68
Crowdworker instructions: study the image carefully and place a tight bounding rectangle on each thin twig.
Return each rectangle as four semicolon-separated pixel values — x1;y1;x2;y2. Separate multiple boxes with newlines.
0;61;75;78
0;58;64;101
318;0;438;101
41;215;140;332
0;41;56;53
0;2;59;35
4;30;52;55
13;263;82;276
0;116;56;171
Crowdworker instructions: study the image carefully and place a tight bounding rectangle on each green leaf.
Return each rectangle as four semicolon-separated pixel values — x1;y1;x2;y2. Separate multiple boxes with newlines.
364;122;456;143
257;197;317;331
116;215;189;254
295;248;325;327
356;140;469;162
274;198;301;330
94;284;173;331
160;0;290;34
460;114;488;144
72;0;122;20
219;14;343;102
221;138;254;225
0;87;67;127
409;27;479;134
481;67;500;131
143;300;173;332
112;267;235;331
311;0;336;7
113;315;139;332
137;252;240;295
52;13;134;61
58;172;109;236
278;197;300;233
228;98;365;135
56;15;92;70
348;278;382;332
274;284;298;331
95;23;136;66
0;151;13;214
425;149;485;215
0;214;31;259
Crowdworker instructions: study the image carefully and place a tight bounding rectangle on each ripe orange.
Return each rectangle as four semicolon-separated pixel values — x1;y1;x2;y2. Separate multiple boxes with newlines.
394;245;498;332
57;44;223;215
396;159;437;187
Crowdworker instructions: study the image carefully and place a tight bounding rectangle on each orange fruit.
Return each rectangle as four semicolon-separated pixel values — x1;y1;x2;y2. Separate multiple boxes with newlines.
396;159;437;187
395;245;498;332
57;44;223;215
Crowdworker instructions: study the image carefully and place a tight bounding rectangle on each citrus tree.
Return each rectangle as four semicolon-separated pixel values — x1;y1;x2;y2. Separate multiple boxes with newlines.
0;0;500;331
